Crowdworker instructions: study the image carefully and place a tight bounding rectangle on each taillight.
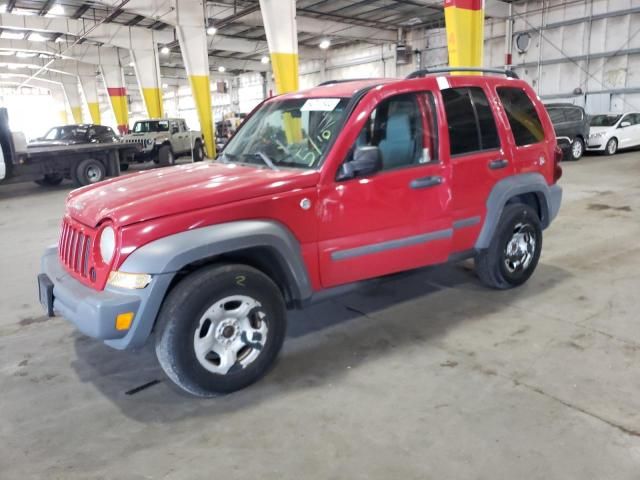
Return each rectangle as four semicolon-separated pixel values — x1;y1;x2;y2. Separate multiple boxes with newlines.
553;145;563;183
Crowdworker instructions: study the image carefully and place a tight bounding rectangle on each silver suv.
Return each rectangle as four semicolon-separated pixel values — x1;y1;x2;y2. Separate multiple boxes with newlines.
122;118;205;166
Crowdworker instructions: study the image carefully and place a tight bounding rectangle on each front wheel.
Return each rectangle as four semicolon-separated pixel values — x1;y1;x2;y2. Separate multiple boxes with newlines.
605;137;618;155
155;264;287;397
570;137;584;160
158;145;175;166
475;204;542;289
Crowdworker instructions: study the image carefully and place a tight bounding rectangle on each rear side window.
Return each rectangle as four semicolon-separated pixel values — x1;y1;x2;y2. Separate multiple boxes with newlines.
565;108;582;122
497;87;545;146
546;108;566;124
442;87;500;156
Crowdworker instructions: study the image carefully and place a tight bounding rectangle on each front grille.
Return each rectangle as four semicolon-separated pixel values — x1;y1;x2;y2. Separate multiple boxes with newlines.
125;138;146;144
59;219;93;278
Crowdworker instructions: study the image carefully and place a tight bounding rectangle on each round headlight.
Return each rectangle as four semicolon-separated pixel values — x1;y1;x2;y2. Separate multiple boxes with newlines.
99;226;116;264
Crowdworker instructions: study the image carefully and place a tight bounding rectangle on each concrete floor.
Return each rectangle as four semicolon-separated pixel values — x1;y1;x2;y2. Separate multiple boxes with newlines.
1;152;640;479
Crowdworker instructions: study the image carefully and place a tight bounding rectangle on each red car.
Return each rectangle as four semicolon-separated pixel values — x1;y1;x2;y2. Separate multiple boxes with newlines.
39;69;562;396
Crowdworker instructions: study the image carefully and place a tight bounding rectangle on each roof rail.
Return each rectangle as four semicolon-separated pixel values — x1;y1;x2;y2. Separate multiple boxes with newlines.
406;67;519;80
317;78;372;86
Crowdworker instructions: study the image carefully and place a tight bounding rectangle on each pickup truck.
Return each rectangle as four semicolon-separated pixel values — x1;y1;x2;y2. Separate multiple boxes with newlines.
0;109;138;187
39;68;562;397
121;118;205;166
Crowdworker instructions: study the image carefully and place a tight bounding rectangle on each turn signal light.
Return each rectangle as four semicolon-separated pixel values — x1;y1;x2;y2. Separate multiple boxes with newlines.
115;312;134;331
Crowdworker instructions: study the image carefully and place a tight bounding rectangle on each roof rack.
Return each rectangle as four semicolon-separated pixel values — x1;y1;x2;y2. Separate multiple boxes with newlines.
406;67;519;79
317;78;372;86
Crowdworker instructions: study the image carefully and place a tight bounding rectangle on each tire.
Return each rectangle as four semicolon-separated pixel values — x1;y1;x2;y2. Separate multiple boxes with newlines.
193;140;205;162
475;203;542;289
570;137;584;160
73;159;106;187
158;144;175;166
155;264;287;397
35;173;63;186
605;137;618;155
119;162;129;172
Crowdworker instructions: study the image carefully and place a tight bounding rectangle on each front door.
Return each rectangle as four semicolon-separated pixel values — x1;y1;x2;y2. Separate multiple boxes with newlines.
317;91;452;288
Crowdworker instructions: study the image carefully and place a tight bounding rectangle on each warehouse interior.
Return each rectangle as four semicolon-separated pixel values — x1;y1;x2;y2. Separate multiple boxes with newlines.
2;0;640;478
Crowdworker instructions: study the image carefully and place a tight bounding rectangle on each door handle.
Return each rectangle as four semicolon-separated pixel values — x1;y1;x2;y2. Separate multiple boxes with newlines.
488;159;509;170
410;176;443;189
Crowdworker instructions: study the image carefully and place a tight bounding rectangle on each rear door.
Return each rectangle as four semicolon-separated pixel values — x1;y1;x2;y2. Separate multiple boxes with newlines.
317;90;452;288
495;86;549;175
440;83;514;253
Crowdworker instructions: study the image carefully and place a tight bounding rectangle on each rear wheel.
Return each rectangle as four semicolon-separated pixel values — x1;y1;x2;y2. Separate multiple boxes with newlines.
158;144;175;166
73;159;106;187
155;264;287;397
475;203;542;289
34;173;63;186
193;140;205;162
605;137;618;155
570;137;584;160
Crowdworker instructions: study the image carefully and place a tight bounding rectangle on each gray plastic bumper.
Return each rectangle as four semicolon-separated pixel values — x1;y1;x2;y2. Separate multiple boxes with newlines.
40;246;173;350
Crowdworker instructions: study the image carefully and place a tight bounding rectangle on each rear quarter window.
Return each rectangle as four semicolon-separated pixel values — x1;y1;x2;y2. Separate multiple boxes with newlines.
497;87;545;146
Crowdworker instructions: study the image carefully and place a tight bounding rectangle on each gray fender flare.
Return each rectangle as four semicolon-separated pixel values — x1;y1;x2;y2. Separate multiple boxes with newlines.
119;219;313;302
475;173;562;249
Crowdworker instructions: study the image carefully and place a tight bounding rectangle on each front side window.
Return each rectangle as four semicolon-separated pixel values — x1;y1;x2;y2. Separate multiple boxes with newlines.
590;114;621;127
442;87;500;155
497;87;545;146
351;93;435;170
222;97;350;169
133;120;169;133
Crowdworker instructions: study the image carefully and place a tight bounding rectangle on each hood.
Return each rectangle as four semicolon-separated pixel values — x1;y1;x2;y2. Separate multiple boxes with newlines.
589;126;612;135
66;162;320;228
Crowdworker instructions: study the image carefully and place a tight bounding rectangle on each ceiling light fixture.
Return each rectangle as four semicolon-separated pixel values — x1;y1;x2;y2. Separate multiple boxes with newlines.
319;39;331;50
160;46;170;55
217;65;225;73
48;4;64;15
29;32;48;42
206;26;217;36
1;31;25;40
261;55;270;64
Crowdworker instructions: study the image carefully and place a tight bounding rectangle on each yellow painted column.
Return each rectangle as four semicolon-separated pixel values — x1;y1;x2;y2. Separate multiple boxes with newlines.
59;110;69;124
444;0;485;72
61;78;84;124
142;87;164;118
71;107;83;124
260;0;299;94
87;103;101;124
107;87;130;134
175;0;215;157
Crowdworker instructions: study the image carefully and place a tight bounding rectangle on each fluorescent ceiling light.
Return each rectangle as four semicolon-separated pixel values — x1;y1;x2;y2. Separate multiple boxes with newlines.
160;46;170;55
13;8;35;15
319;39;331;50
16;51;36;58
261;55;269;64
55;36;66;43
206;26;217;36
1;31;25;40
217;65;225;73
0;51;14;56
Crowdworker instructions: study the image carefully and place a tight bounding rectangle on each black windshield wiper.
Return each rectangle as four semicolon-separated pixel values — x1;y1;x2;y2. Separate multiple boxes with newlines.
252;151;278;170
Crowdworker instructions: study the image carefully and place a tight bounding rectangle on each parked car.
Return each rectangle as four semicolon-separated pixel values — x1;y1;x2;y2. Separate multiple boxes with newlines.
587;112;640;155
121;118;205;165
38;69;563;396
29;124;119;148
544;103;590;160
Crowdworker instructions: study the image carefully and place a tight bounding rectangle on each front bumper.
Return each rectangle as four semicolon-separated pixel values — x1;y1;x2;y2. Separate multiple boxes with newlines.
39;246;173;350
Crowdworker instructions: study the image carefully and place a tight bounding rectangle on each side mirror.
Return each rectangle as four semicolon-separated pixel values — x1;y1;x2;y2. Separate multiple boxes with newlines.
337;146;383;180
620;121;631;128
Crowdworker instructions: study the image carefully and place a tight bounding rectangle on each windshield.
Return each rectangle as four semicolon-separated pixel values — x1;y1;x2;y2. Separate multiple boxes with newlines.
590;114;621;127
222;97;350;169
43;126;88;141
133;120;169;133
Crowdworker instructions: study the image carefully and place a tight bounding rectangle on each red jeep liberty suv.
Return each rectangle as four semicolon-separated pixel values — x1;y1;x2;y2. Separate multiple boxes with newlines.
39;68;562;396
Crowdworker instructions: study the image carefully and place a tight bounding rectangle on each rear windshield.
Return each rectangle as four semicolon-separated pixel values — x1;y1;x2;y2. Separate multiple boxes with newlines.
590;114;621;127
43;126;88;141
133;120;169;133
